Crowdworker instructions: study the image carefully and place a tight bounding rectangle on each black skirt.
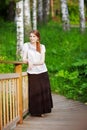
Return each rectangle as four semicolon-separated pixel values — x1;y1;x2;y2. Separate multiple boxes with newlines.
28;72;53;116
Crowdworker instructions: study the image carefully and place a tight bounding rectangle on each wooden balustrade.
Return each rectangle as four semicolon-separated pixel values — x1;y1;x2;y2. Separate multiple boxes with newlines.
0;61;28;130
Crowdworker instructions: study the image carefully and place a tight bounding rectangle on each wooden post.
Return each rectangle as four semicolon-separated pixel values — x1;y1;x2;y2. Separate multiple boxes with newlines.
0;83;2;130
15;64;23;124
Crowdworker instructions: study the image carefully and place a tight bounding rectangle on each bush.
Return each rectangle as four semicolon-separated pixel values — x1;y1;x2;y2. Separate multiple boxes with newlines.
68;1;79;24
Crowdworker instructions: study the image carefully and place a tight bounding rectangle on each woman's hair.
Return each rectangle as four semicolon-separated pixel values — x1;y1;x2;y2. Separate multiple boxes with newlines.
29;30;41;53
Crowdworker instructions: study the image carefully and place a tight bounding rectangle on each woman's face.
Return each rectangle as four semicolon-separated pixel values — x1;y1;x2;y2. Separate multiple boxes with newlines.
29;33;38;44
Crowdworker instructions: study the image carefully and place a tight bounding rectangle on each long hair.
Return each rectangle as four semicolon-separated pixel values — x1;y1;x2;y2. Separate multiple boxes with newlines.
29;30;41;53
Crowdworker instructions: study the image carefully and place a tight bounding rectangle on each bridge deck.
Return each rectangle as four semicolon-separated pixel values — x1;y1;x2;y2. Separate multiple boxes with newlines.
14;94;87;130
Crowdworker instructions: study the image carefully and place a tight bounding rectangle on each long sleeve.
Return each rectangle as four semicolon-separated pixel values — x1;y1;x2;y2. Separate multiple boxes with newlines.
22;43;28;62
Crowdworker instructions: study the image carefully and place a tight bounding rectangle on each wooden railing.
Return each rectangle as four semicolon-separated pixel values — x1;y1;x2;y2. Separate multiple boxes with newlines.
0;61;28;130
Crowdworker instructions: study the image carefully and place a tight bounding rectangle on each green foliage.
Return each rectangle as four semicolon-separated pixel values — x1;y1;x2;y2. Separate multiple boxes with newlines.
0;21;16;73
0;21;16;60
38;21;87;103
68;1;79;24
0;56;14;73
0;20;87;103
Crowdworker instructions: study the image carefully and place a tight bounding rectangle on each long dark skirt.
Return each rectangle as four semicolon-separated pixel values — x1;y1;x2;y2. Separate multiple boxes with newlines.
28;72;53;116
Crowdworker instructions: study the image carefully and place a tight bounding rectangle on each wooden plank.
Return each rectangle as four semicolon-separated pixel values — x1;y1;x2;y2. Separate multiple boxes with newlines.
2;80;6;126
0;73;27;80
14;94;87;130
0;73;19;80
6;80;9;124
9;80;12;122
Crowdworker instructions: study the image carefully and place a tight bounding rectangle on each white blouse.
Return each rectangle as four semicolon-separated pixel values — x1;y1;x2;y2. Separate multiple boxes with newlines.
22;42;47;74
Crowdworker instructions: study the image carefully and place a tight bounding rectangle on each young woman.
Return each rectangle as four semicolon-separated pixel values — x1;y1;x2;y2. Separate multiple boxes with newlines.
22;30;53;117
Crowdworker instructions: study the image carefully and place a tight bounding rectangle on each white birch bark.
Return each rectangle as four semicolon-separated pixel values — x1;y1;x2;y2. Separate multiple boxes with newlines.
79;0;85;32
60;0;70;30
37;0;43;23
24;0;32;37
16;0;24;59
32;0;37;30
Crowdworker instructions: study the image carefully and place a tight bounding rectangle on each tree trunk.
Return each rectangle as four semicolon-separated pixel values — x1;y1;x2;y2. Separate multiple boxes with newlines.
50;0;54;18
79;0;85;32
6;1;16;21
60;0;70;30
32;0;37;30
43;0;50;23
37;0;43;24
16;0;24;60
24;0;32;41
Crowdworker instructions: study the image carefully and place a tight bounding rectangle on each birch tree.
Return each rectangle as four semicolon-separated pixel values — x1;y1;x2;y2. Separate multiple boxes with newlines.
24;0;32;40
79;0;85;32
60;0;70;30
32;0;37;30
37;0;43;24
16;0;24;59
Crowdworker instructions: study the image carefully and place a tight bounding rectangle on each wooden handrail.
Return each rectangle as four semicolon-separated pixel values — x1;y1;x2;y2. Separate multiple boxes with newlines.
0;60;28;130
0;73;19;79
0;60;26;65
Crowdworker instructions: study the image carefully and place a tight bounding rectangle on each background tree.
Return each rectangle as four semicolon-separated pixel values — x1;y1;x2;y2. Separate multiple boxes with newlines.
37;0;43;24
16;0;24;59
24;0;32;41
50;0;54;18
32;0;37;30
43;0;50;23
0;0;16;21
84;0;87;15
79;0;85;32
60;0;70;30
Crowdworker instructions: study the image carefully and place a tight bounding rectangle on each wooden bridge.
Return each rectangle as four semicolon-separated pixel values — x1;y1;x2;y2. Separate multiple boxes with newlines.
0;61;87;130
14;94;87;130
